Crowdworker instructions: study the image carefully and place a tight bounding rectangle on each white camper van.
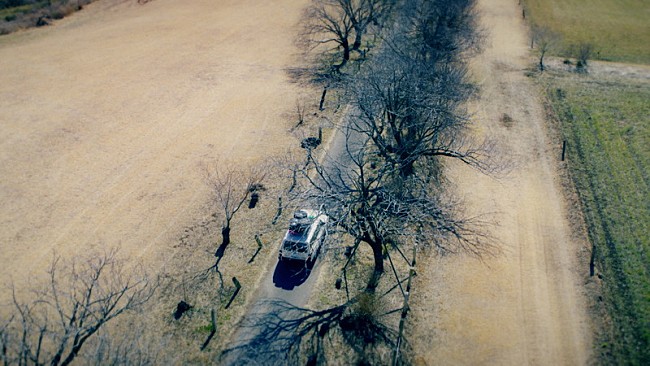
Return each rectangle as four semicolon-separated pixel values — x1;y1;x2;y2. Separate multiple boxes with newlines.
278;209;328;263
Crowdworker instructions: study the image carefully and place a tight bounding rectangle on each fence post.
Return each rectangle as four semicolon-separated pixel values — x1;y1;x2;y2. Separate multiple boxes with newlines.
225;277;242;309
561;140;567;161
272;196;283;225
248;235;263;263
319;86;327;111
200;308;217;350
589;242;596;276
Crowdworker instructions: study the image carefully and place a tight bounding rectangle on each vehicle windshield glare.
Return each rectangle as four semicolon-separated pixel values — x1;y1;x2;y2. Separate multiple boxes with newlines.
283;240;307;252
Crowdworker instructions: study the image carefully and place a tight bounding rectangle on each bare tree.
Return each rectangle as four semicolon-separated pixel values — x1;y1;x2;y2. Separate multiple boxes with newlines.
531;25;560;71
252;0;496;363
339;0;392;52
287;125;494;292
299;0;392;70
292;98;307;130
0;249;155;366
204;160;266;262
350;48;494;179
299;0;355;70
290;0;496;292
573;41;594;72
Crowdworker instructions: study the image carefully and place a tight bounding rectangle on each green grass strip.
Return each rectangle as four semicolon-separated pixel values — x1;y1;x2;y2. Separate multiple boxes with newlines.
543;74;649;364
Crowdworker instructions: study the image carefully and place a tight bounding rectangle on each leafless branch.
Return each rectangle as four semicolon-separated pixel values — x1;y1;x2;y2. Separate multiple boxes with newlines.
2;249;156;366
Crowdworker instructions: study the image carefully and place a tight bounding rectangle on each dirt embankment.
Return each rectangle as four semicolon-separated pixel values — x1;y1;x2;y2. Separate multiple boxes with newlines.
409;0;592;364
0;0;308;297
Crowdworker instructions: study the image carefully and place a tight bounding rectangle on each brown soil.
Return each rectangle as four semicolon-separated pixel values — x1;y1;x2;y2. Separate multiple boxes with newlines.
409;0;593;364
0;0;308;295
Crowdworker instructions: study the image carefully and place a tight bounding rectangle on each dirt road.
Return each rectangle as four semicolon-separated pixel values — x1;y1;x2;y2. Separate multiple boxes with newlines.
0;0;307;292
410;0;592;364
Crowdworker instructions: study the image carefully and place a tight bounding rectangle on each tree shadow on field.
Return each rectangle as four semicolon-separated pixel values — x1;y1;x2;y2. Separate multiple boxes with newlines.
272;259;314;290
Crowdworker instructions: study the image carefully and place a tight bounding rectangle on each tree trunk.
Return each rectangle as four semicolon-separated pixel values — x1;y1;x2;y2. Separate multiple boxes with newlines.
338;40;350;69
352;27;363;51
399;160;415;178
366;242;384;292
221;226;230;247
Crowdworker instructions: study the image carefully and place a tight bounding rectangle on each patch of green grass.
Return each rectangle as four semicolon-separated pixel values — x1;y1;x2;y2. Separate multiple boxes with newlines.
542;73;649;364
522;0;650;64
195;323;215;335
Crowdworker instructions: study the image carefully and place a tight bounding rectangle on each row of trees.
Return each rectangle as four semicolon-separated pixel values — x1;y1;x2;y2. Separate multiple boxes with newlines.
229;0;499;364
297;0;495;291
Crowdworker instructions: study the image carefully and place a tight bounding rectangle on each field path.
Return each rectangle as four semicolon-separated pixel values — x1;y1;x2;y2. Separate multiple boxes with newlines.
0;0;307;292
410;0;592;364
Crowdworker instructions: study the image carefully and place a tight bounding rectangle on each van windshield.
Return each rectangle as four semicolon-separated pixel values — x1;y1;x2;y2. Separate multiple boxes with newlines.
286;225;310;242
283;240;307;252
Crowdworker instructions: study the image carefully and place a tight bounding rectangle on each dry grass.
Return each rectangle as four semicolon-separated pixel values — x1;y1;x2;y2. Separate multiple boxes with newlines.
522;0;650;64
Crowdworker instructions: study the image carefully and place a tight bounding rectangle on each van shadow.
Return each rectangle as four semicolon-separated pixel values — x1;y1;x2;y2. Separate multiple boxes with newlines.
272;260;314;291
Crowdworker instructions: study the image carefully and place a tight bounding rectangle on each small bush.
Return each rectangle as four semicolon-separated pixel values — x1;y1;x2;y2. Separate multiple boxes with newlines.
500;113;514;128
573;42;594;73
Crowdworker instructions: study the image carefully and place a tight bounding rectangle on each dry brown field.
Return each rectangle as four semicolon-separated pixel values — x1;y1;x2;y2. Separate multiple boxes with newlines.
0;0;309;294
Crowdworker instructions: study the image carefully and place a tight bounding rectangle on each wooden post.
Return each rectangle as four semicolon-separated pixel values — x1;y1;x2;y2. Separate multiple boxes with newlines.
343;267;350;302
200;308;217;350
561;140;567;161
248;235;263;263
342;239;361;302
319;87;327;111
589;243;596;276
272;196;283;225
